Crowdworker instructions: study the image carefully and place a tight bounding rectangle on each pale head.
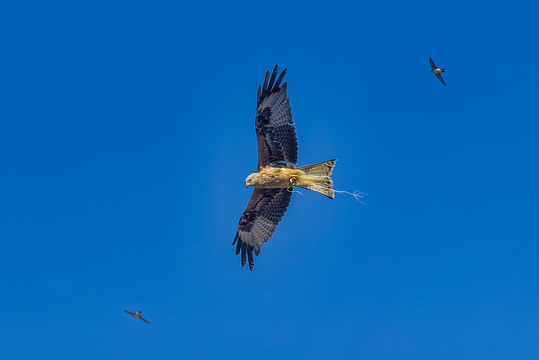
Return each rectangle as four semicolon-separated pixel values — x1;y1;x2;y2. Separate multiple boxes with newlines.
245;173;259;187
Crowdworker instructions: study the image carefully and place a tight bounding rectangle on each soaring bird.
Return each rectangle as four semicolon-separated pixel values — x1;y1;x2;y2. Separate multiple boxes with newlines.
429;58;446;85
124;310;150;324
233;65;337;271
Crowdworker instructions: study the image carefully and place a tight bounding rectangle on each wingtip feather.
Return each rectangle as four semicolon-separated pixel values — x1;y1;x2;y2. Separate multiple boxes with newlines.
274;68;287;89
262;70;270;95
267;65;279;92
247;246;255;270
235;236;242;255
241;243;247;267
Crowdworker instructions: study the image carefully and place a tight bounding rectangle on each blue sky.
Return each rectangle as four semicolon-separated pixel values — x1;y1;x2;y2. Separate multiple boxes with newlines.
2;0;539;359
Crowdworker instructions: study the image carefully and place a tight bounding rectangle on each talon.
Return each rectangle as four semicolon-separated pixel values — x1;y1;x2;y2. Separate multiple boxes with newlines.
289;176;297;186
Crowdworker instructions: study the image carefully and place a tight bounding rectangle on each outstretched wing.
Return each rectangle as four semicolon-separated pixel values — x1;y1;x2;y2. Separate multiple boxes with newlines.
429;58;437;70
233;188;293;270
255;65;298;168
124;310;135;316
139;315;150;324
436;72;446;85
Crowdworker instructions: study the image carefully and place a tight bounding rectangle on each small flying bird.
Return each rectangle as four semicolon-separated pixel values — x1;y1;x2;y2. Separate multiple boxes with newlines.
124;310;150;324
429;58;446;85
233;65;337;271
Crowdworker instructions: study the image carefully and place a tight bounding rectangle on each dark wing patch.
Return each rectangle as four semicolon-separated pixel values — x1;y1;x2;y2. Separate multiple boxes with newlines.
429;58;437;70
255;65;298;167
233;188;293;270
436;72;446;85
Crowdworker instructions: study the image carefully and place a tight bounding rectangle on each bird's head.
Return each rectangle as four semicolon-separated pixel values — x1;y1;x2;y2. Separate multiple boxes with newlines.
245;173;258;187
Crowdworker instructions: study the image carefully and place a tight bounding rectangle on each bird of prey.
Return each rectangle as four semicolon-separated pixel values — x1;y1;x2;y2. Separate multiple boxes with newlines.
233;65;337;271
429;58;446;85
124;310;150;324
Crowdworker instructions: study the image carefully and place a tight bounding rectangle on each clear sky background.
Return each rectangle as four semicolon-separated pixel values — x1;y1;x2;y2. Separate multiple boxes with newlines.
2;0;539;359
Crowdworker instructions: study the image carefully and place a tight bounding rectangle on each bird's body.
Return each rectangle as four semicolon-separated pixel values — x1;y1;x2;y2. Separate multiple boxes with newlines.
246;163;335;194
124;310;150;324
429;58;446;85
246;166;300;188
233;65;336;270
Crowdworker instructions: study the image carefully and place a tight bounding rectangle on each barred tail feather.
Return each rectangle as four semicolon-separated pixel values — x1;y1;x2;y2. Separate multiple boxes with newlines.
296;159;337;199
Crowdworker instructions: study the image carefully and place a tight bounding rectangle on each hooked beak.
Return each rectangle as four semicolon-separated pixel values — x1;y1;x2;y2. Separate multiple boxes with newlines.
246;182;251;187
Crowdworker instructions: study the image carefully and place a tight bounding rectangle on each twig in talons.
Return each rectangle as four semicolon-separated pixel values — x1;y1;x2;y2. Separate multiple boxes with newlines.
315;185;367;204
287;176;303;194
286;183;303;195
333;190;367;204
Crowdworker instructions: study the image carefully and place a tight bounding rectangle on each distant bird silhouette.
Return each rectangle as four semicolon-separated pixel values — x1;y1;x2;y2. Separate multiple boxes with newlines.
124;309;150;324
429;58;446;85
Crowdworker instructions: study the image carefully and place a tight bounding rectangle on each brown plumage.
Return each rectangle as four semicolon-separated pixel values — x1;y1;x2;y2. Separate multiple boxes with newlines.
233;65;337;270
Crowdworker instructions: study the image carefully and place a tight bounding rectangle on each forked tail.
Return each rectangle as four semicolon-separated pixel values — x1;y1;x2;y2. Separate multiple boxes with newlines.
296;159;337;199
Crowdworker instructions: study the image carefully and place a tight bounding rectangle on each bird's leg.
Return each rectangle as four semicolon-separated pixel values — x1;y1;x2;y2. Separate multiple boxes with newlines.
289;174;298;186
287;174;298;192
